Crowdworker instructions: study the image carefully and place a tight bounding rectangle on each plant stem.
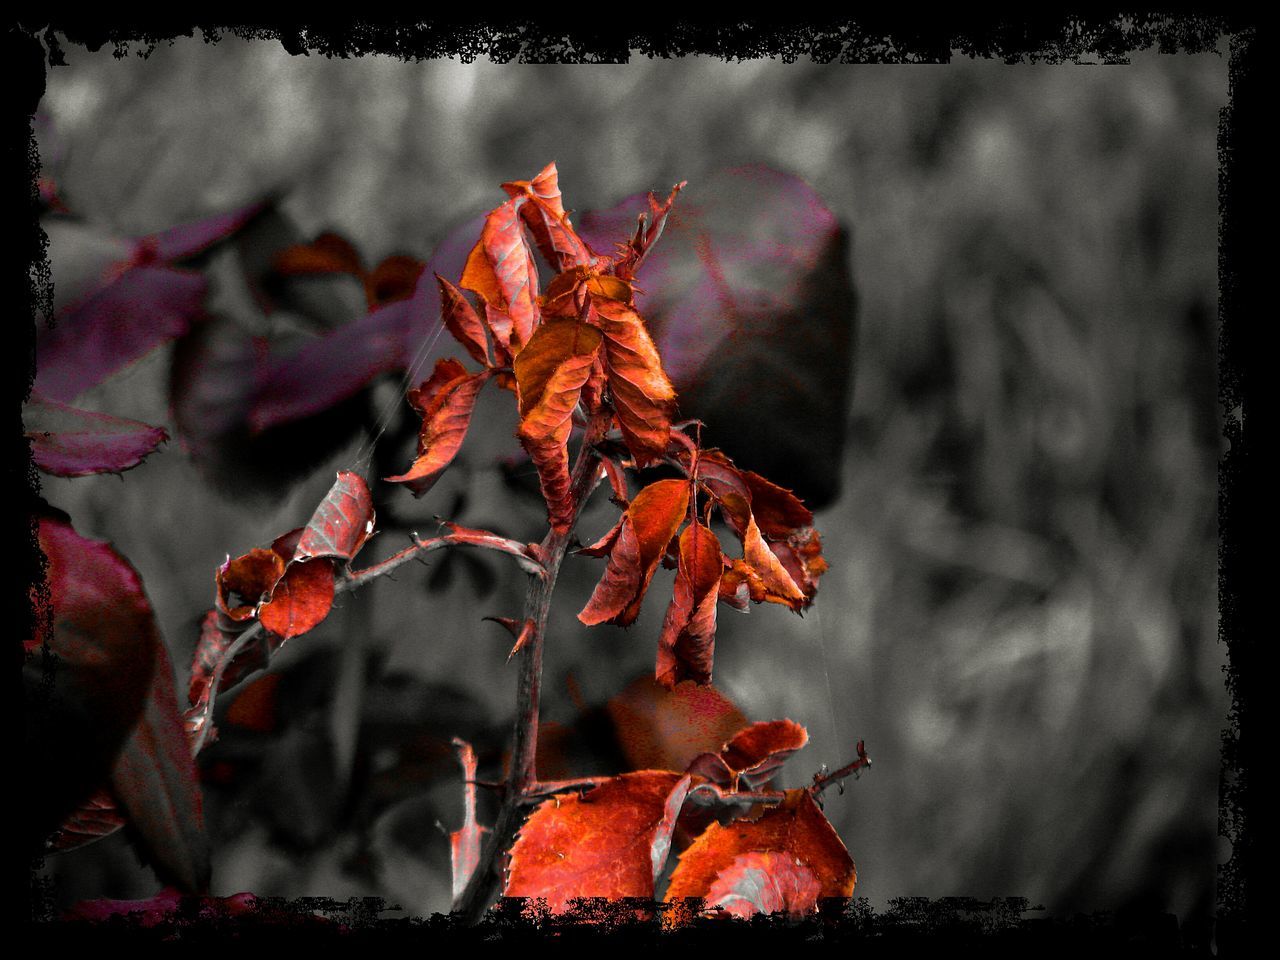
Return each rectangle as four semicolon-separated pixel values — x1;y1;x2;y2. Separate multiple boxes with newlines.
453;410;612;922
809;739;872;797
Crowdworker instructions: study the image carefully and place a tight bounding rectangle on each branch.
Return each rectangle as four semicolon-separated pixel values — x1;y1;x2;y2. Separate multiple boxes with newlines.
808;739;872;798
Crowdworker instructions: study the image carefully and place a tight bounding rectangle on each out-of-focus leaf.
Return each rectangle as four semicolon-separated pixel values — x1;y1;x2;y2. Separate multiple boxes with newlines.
24;395;167;477
606;675;748;774
580;166;856;507
664;789;855;919
66;889;326;928
48;788;126;853
35;265;206;403
148;201;270;263
514;318;604;530
111;632;210;893
504;772;692;912
578;479;689;627
385;359;492;497
449;739;487;907
655;522;722;688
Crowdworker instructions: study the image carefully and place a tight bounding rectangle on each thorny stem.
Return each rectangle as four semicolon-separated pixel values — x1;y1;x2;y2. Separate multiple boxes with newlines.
809;739;872;797
453;408;614;923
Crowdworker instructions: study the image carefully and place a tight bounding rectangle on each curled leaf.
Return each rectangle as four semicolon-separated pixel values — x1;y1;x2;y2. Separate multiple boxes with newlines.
594;298;676;467
578;479;689;627
502;162;595;273
385;359;492;497
438;274;492;367
656;522;722;688
514;319;604;531
294;471;375;564
461;197;540;350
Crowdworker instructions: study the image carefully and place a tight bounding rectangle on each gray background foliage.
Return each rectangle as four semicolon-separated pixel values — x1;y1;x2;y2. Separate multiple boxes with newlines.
34;35;1226;923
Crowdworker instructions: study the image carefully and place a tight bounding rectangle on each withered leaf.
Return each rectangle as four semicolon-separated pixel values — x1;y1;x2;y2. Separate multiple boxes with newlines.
655;522;722;688
461;196;540;351
593;298;676;468
385;359;492;497
578;479;689;627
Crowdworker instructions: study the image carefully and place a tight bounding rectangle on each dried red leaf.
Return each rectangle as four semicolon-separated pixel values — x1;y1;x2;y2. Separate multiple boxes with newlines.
514;319;604;531
504;772;692;912
665;790;855;919
258;556;335;640
656;522;722;688
719;719;809;789
461;197;540;351
606;675;749;774
25;395;167;477
593;298;676;467
216;548;286;622
740;471;814;539
294;471;375;564
612;181;685;282
578;478;689;627
502;162;595;273
720;494;806;611
438;274;492;367
386;359;492;497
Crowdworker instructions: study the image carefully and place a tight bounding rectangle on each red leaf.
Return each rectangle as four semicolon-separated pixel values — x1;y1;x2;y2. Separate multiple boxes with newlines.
593;298;676;467
656;522;722;688
718;719;809;790
720;494;806;611
35;265;206;403
513;319;604;531
258;557;335;641
216;548;286;622
438;274;492;367
294;471;375;564
740;470;814;539
578;478;689;627
450;739;488;905
504;772;692;912
48;787;126;853
605;675;748;774
664;790;855;919
461;197;540;351
272;232;364;277
385;360;492;497
110;631;211;892
579;166;855;508
25;395;167;477
502;162;596;273
612;181;685;281
576;513;626;558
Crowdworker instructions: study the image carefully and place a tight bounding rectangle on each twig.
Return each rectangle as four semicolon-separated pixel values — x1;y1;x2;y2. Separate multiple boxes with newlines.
808;739;872;797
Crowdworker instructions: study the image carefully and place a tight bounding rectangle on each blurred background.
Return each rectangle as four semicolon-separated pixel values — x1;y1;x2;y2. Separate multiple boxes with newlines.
31;36;1226;928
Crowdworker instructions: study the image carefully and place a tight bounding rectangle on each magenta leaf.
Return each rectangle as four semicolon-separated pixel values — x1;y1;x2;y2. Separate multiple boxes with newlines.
579;165;855;508
25;395;167;477
35;264;207;403
146;200;270;263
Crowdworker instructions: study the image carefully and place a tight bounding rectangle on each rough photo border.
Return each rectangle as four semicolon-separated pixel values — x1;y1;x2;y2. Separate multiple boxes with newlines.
9;14;1263;950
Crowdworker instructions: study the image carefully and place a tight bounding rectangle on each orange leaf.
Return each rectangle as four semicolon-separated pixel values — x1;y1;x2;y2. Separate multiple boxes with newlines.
364;255;424;308
593;298;676;467
437;274;492;367
655;522;722;688
460;197;539;351
578;479;689;627
514;319;604;531
664;790;855;920
272;232;364;277
385;359;492;497
504;771;692;912
720;494;806;611
740;470;814;539
502;162;595;273
606;675;749;775
718;719;809;790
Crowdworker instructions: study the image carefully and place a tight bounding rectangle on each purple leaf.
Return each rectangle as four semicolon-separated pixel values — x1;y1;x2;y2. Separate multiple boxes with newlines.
247;214;484;433
25;395;167;477
35;264;207;403
580;165;856;508
145;200;270;263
